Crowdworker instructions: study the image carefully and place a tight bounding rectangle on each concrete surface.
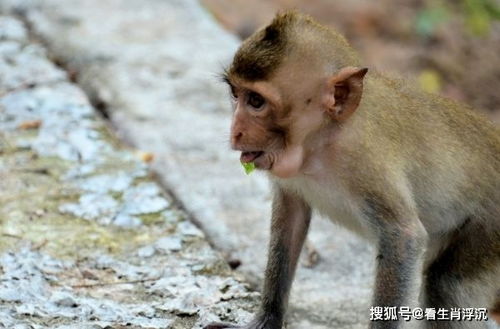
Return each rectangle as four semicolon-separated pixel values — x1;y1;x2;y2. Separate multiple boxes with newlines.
0;15;258;328
0;1;375;328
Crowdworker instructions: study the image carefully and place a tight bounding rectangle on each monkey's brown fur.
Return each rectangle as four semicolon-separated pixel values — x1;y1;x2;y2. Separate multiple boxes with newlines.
229;11;359;82
209;11;500;329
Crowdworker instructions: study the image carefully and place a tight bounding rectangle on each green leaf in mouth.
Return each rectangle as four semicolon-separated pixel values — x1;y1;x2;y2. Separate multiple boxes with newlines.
242;162;256;175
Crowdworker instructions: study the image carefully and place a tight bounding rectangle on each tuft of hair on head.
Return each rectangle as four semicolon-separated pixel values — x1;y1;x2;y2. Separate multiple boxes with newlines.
227;10;298;82
227;10;360;83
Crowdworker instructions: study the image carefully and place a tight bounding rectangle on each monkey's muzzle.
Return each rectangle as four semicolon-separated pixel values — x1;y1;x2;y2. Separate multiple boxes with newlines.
240;151;264;163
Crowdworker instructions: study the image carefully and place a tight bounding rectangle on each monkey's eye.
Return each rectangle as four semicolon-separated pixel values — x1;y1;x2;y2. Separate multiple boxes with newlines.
247;91;265;109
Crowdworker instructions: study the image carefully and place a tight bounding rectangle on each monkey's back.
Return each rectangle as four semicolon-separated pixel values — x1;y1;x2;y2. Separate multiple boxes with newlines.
356;74;500;232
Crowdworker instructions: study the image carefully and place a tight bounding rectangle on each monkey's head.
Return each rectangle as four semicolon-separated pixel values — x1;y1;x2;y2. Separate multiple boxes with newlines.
224;11;368;179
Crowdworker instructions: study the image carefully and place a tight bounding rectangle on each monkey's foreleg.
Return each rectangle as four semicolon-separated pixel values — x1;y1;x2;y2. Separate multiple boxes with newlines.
370;220;427;329
205;187;312;329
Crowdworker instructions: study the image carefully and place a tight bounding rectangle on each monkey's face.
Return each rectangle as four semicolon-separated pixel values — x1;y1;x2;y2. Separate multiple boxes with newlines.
228;79;285;172
225;64;368;178
227;74;326;179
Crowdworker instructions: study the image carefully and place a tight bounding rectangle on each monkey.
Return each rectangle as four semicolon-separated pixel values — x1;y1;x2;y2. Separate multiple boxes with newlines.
205;11;500;329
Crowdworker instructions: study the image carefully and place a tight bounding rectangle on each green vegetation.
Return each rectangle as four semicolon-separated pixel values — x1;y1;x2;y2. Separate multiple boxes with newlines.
242;161;255;175
416;0;500;37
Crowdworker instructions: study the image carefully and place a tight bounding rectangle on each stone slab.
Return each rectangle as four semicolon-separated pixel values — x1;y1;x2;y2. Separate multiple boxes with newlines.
0;15;257;328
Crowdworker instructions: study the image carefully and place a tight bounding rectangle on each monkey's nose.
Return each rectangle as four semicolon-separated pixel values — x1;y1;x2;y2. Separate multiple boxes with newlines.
232;132;243;146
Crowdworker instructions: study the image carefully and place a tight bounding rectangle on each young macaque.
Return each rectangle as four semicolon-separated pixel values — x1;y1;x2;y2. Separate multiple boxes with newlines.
206;11;500;329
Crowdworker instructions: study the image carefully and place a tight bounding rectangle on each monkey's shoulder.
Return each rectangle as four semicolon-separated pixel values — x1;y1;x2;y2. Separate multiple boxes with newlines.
358;80;500;155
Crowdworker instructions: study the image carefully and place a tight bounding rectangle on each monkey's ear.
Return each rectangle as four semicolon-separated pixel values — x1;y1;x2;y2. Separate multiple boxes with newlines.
324;67;368;122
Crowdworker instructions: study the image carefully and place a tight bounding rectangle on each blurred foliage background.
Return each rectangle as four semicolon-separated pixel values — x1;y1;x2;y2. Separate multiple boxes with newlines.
201;0;500;122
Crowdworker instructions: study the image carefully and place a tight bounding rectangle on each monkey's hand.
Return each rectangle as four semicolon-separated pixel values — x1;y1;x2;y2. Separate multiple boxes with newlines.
204;314;282;329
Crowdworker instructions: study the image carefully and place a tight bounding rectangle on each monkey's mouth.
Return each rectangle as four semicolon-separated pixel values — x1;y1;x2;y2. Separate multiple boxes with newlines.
240;151;264;163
